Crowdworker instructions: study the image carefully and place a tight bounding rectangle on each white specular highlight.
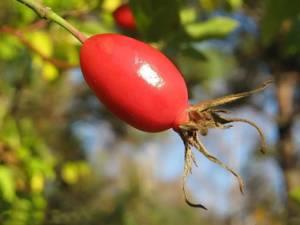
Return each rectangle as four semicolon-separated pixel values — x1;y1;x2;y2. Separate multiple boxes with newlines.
137;63;165;88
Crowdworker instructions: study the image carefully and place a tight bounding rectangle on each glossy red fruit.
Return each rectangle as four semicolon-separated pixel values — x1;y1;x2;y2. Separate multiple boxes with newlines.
80;33;269;209
113;4;136;31
80;34;189;132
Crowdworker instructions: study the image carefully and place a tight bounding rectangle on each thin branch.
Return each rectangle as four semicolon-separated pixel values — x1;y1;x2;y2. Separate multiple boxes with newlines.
25;19;48;31
0;26;77;70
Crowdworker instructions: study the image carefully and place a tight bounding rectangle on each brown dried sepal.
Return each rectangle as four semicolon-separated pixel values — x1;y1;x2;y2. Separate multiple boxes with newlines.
177;80;272;209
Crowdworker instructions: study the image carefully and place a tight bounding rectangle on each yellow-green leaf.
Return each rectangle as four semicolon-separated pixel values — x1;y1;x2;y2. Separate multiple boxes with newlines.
290;187;300;205
61;163;78;185
102;0;122;12
185;17;239;39
28;31;53;57
0;35;22;60
227;0;243;10
200;0;218;11
42;63;59;81
180;8;197;25
30;173;44;193
0;166;16;202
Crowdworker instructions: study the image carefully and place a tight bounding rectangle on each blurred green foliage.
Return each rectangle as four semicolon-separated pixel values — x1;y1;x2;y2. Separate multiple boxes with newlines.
130;0;182;41
0;0;299;225
262;0;300;57
184;16;238;39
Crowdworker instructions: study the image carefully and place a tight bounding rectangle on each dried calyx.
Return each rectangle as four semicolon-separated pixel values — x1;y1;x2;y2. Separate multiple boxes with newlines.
177;80;272;209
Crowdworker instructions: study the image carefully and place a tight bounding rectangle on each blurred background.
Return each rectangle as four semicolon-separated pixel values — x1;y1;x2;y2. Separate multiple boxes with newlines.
0;0;299;224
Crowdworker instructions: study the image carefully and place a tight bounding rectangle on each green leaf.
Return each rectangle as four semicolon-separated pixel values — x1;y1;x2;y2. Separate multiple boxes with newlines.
4;198;31;225
0;118;21;148
180;44;207;61
61;161;91;185
185;17;239;40
0;166;16;202
0;35;23;60
262;0;300;45
27;31;53;57
42;62;59;81
15;2;37;25
76;19;114;36
290;187;300;205
177;47;236;82
61;163;78;185
200;0;219;11
30;173;44;193
283;17;300;56
129;0;183;41
44;0;97;12
227;0;242;10
102;0;122;12
180;7;197;25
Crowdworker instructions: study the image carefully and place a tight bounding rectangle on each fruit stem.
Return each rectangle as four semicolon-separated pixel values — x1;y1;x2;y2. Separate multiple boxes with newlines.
16;0;87;44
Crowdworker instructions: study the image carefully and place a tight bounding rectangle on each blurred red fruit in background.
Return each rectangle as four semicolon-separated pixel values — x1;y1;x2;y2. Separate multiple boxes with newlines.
113;3;136;31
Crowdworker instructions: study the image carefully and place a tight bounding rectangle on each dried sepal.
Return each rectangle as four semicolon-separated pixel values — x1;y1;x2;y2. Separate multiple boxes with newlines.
177;80;272;209
189;80;273;112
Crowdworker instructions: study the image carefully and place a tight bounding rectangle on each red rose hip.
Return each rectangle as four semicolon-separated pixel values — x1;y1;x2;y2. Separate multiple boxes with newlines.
80;34;188;132
80;33;269;209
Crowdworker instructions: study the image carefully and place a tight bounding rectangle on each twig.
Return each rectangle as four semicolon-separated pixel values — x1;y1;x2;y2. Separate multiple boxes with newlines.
0;26;77;70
